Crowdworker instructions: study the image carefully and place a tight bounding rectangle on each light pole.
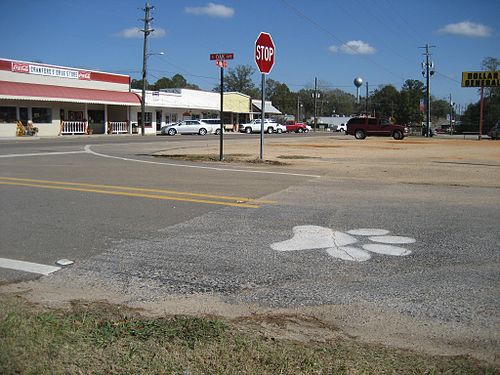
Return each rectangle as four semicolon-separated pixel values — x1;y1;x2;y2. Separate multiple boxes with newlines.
420;44;435;137
140;51;164;136
449;94;454;135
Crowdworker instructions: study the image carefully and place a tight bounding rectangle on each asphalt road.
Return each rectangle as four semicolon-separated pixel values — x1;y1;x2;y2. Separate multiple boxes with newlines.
0;133;498;361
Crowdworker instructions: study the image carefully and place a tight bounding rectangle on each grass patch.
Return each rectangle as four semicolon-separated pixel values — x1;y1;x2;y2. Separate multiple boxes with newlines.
155;154;289;165
0;293;495;374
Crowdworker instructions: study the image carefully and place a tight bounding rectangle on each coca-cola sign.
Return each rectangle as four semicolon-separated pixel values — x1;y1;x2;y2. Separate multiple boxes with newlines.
11;62;91;80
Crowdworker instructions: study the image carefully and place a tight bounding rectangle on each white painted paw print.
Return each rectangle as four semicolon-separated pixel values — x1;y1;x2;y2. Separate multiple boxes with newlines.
270;226;416;262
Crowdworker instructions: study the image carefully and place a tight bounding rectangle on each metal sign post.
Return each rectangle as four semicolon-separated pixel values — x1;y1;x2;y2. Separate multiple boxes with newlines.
254;32;275;160
210;53;233;160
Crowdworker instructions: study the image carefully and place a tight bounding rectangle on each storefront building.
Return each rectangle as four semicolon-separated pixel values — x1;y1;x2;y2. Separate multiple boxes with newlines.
132;89;254;134
0;58;140;137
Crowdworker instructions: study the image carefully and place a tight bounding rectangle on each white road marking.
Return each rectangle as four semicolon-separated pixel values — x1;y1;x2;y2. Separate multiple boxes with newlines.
326;246;372;262
0;151;86;158
362;244;412;256
84;145;321;178
271;226;416;262
347;228;390;236
368;235;416;244
0;257;61;275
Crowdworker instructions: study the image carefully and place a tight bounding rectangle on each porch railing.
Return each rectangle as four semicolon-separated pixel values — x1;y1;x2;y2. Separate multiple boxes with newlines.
61;121;87;135
109;121;128;134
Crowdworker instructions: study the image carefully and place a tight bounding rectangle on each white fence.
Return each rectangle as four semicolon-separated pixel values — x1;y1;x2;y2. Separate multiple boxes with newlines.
61;121;86;135
109;121;128;134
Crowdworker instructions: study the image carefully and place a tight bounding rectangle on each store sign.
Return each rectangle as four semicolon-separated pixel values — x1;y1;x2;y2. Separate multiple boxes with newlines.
11;62;91;80
461;71;500;87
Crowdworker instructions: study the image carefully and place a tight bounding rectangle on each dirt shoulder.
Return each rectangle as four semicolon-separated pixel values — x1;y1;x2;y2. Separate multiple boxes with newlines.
153;135;500;188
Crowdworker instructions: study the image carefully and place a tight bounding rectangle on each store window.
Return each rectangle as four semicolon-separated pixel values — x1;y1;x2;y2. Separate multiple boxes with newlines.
0;107;16;123
137;112;152;127
32;108;52;123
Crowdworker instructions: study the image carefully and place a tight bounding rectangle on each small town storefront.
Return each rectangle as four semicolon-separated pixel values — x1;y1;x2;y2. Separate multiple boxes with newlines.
0;58;140;137
132;89;254;134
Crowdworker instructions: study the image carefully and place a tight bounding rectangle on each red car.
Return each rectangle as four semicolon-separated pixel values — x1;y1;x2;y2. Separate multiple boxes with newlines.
283;120;309;133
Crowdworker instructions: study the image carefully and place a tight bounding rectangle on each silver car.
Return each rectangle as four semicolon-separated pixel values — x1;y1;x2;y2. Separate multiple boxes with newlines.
160;120;211;136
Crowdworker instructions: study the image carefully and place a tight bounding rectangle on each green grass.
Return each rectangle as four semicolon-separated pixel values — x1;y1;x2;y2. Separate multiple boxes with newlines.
0;294;496;374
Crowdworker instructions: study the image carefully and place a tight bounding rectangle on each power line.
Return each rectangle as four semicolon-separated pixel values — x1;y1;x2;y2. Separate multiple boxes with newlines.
278;0;405;81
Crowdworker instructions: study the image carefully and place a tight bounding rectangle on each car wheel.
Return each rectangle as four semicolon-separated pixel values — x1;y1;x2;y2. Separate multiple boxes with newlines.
277;128;282;134
297;128;303;133
267;127;274;134
393;130;403;140
304;128;309;133
245;127;252;134
199;128;207;136
167;128;176;136
215;129;221;135
354;129;366;139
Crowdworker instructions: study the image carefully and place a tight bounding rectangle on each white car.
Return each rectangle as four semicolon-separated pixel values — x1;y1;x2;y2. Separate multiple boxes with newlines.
275;123;287;133
199;118;222;135
239;119;279;134
160;120;211;136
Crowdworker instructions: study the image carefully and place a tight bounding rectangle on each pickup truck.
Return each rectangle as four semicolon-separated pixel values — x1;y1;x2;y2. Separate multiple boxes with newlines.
346;117;410;140
283;120;309;133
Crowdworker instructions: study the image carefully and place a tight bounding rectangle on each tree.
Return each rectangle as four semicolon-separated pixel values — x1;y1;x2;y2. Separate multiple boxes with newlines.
397;79;425;125
171;74;187;88
214;65;257;97
370;85;400;119
152;77;173;90
131;78;152;90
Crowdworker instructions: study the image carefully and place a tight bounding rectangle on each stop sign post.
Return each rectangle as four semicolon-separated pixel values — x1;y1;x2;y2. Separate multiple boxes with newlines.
255;32;275;159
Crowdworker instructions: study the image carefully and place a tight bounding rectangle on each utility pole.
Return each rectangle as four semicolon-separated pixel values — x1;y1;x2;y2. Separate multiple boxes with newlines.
420;44;435;137
365;81;369;116
449;94;454;135
140;2;154;136
313;77;318;131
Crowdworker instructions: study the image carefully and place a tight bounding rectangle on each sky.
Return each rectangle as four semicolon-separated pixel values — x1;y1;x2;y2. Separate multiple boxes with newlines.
1;0;499;109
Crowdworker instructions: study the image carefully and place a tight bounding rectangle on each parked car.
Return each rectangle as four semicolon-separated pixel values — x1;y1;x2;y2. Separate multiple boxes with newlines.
160;120;211;136
487;122;500;139
199;118;222;135
282;120;308;133
346;117;410;140
275;123;287;133
239;119;279;134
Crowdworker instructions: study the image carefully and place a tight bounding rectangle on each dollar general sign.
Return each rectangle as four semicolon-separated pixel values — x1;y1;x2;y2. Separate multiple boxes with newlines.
461;71;500;87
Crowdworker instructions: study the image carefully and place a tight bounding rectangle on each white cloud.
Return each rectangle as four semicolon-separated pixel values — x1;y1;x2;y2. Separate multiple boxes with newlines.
185;3;234;18
338;40;376;55
439;21;491;37
328;45;338;53
114;27;166;39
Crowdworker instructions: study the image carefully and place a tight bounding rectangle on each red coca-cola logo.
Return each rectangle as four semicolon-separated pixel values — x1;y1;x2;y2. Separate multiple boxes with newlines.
78;71;91;80
11;62;29;73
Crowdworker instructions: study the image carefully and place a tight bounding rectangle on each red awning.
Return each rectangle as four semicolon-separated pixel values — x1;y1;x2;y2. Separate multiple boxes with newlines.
0;81;141;106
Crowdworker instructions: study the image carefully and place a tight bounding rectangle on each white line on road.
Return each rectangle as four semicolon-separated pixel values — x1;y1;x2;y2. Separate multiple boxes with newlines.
0;151;87;158
0;257;61;275
84;145;321;178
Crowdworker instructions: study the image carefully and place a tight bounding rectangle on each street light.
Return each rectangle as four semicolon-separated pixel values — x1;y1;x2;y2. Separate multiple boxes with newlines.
140;51;164;136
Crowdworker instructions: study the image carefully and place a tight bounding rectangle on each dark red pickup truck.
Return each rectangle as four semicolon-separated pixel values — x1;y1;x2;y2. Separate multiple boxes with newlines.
283;120;309;133
346;117;410;140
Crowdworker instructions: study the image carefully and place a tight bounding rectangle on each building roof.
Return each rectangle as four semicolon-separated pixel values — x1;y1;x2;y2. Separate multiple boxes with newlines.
134;88;219;111
251;99;282;114
0;81;141;106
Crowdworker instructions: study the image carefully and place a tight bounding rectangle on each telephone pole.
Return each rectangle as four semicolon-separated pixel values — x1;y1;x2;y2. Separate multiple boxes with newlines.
420;44;435;137
140;2;155;136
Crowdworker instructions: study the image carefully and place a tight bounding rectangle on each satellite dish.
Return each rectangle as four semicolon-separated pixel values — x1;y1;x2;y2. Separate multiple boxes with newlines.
354;77;363;88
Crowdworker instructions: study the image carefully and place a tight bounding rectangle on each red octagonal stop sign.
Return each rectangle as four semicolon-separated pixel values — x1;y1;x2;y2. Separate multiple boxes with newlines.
255;32;275;74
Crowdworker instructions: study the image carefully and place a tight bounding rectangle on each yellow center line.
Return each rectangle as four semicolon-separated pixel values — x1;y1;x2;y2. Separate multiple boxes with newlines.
0;181;260;208
0;177;275;204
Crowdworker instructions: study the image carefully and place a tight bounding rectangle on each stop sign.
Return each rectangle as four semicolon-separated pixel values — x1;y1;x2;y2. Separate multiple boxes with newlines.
255;32;275;74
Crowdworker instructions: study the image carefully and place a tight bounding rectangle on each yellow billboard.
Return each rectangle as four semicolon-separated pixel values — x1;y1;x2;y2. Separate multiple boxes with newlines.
461;71;500;87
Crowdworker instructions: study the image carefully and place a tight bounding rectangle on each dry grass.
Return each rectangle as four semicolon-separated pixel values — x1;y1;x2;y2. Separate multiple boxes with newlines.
0;293;495;374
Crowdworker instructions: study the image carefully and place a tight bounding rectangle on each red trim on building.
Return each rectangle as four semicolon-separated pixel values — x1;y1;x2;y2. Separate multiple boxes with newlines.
0;81;140;105
0;58;129;85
